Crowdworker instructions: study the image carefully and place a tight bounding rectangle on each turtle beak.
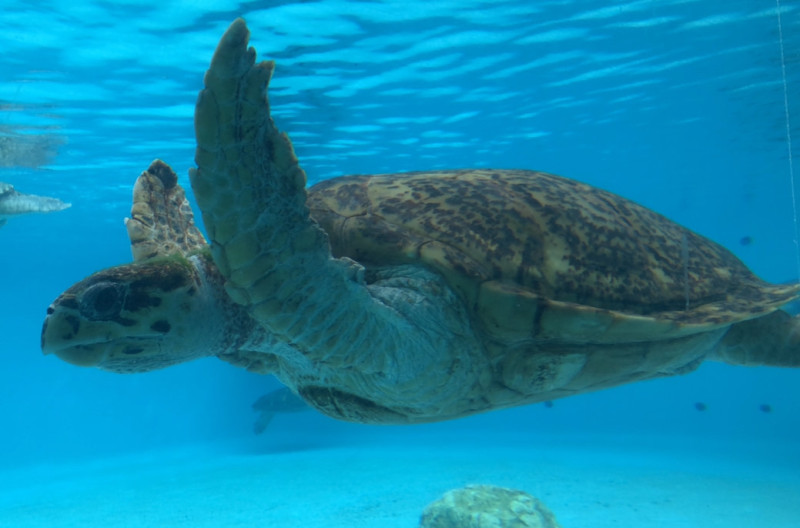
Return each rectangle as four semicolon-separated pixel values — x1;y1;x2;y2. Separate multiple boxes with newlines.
41;302;107;367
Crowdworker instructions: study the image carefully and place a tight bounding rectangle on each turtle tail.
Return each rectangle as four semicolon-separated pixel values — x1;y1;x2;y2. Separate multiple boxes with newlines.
712;310;800;367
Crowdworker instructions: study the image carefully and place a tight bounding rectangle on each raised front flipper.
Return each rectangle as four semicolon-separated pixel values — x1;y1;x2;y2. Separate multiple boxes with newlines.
125;159;206;261
190;19;486;423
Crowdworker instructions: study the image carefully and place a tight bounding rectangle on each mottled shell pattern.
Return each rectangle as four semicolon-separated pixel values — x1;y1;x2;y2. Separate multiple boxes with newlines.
309;169;798;346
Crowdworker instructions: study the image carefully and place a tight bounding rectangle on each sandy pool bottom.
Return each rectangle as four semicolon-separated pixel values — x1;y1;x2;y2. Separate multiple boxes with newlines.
1;433;798;527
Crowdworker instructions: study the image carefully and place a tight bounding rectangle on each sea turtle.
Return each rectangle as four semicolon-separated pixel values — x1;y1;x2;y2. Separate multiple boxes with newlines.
40;19;800;424
0;181;70;228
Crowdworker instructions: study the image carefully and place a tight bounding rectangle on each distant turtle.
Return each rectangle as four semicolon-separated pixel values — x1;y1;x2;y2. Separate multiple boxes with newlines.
40;19;800;424
252;386;310;434
0;181;70;228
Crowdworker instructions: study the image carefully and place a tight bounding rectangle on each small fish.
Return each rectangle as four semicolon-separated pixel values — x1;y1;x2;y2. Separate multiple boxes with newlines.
739;236;753;246
694;401;707;411
543;400;554;408
758;403;772;413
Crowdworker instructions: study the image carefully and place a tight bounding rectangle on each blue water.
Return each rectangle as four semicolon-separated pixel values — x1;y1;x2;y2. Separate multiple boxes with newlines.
1;1;799;526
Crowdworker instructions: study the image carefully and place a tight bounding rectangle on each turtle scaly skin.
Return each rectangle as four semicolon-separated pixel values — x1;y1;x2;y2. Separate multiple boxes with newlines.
41;19;800;424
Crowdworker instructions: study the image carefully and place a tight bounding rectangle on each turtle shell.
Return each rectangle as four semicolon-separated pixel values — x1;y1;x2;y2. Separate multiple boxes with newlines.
308;169;798;345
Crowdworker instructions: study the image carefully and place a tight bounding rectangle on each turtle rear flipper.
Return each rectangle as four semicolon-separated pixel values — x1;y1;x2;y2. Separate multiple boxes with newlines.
714;310;800;367
253;412;276;435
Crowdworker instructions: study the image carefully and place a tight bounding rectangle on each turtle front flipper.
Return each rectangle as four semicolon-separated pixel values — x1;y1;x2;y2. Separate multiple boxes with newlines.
125;159;206;261
713;310;800;367
190;19;485;423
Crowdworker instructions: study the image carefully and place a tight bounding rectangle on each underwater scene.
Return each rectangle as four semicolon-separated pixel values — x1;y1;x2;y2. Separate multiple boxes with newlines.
1;0;799;526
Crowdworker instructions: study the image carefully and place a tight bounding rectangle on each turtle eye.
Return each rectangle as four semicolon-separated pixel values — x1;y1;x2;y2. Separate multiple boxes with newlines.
79;281;127;321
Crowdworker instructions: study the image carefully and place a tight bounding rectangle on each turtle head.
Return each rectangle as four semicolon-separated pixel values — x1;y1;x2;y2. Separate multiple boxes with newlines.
41;254;230;373
41;160;264;373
